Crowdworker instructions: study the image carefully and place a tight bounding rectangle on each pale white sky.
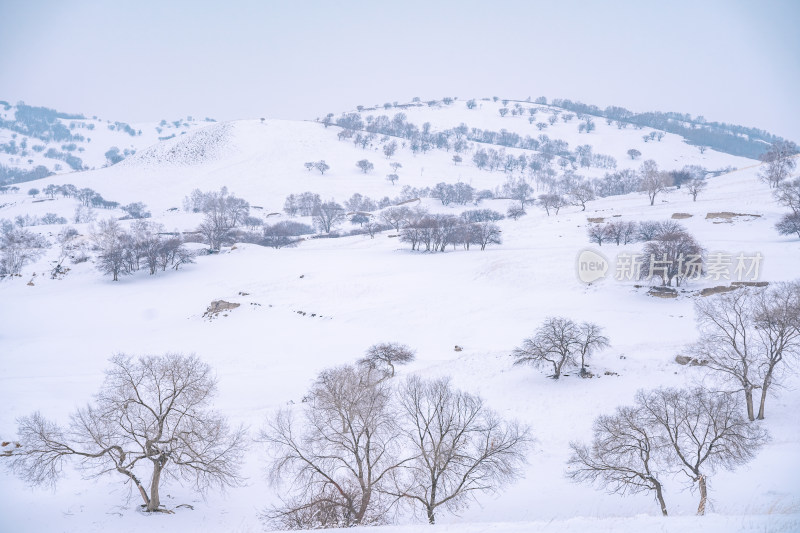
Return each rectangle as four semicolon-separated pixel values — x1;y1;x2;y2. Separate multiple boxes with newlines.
1;0;798;142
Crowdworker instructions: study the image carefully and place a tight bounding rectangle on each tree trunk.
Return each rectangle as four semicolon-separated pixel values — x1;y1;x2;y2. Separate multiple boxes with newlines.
745;388;755;421
147;463;162;512
427;505;436;524
654;480;668;516
757;385;769;420
757;369;775;420
696;475;707;515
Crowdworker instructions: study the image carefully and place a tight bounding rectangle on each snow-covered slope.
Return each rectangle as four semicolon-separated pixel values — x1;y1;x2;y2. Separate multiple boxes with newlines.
0;99;798;533
0;100;213;180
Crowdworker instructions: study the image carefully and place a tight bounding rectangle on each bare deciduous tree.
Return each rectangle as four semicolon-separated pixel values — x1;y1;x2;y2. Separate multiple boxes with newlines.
259;365;402;529
587;223;611;246
637;387;768;515
776;212;800;238
392;376;530;524
0;221;49;276
312;201;345;234
512;317;610;379
774;178;800;215
568;182;596;211
686;178;707;201
193;187;250;250
3;353;246;513
605;220;638;245
639;228;703;287
693;283;800;420
567;405;669;516
538;193;567;216
759;141;797;188
358;342;416;378
639;160;671;206
380;206;411;232
314;160;330;175
356;159;375;174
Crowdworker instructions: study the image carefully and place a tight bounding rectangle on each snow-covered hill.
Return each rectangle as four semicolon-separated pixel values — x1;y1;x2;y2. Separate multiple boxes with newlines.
0;98;798;533
0;100;213;182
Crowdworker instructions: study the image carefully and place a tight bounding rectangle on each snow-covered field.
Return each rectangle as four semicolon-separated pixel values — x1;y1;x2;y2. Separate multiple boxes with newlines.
0;100;798;532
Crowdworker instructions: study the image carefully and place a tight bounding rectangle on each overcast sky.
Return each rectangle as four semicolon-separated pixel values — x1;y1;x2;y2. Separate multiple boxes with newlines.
1;0;798;142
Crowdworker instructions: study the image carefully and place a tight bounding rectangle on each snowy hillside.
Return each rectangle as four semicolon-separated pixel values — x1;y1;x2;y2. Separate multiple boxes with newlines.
0;100;214;183
0;98;799;533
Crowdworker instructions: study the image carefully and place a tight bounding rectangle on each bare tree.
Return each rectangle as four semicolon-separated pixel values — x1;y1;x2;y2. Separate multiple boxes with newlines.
512;317;609;379
751;281;800;418
470;221;502;250
91;218;130;281
312;201;345;234
357;342;416;378
686;178;707;201
692;289;761;420
380;206;411;232
314;160;330;175
759;141;797;188
0;221;49;276
3;353;246;512
627;148;641;160
576;322;610;375
639;228;703;287
194;187;250;251
776;212;800;238
259;365;402;529
586;223;611;246
637;387;769;515
386;173;399;186
567;405;669;516
356;159;375;174
568;182;595;211
383;141;398;158
605;220;638;245
392;376;530;524
506;205;526;220
639;160;671;206
774;178;800;215
538;193;567;216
